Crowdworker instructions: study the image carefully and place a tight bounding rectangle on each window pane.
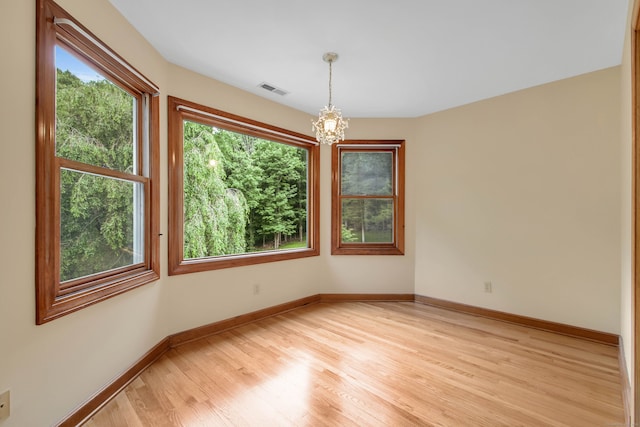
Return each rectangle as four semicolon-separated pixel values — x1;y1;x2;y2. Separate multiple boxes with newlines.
55;45;136;173
341;152;393;196
60;169;144;282
341;198;394;243
182;121;308;259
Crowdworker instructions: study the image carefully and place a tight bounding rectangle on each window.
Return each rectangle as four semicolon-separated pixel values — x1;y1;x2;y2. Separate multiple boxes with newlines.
168;97;319;274
332;140;405;255
36;0;160;324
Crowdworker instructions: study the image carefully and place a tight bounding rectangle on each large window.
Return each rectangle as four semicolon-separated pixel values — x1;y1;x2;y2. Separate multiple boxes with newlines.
168;97;319;274
36;0;160;324
332;140;405;255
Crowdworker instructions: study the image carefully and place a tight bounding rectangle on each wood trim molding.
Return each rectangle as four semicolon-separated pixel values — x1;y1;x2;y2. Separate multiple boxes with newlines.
320;293;415;303
619;337;633;426
169;295;321;347
55;338;170;427
55;293;622;425
415;295;619;346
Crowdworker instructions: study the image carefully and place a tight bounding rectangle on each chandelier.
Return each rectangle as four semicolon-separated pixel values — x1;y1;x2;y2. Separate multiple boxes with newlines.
312;52;348;145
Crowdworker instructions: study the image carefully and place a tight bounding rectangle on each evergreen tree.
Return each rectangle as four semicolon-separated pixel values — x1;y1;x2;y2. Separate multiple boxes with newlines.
56;69;137;281
182;122;248;258
215;131;261;250
252;141;305;249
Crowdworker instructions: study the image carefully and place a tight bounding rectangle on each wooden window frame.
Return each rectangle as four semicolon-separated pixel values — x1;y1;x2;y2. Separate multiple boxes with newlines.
35;0;160;324
331;140;405;255
167;96;320;275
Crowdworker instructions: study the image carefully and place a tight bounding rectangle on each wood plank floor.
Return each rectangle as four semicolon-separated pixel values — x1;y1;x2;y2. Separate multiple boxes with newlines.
84;302;624;426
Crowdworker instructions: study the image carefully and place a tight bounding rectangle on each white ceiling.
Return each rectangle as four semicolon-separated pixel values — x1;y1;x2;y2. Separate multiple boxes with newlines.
109;0;629;118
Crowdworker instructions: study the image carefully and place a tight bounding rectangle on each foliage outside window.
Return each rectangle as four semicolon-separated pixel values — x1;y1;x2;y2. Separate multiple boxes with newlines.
168;97;319;274
36;0;160;324
332;140;405;255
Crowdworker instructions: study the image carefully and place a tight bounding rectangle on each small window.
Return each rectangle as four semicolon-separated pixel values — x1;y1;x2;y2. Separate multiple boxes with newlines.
36;0;160;323
168;97;319;274
332;140;405;255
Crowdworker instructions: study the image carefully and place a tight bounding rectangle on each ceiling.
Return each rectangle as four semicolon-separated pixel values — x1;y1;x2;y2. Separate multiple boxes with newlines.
109;0;629;118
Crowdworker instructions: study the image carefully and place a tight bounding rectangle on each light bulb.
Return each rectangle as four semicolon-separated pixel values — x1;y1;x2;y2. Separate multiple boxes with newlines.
324;118;337;132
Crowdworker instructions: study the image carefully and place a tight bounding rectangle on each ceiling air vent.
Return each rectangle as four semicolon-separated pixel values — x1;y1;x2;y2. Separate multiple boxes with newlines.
258;82;288;96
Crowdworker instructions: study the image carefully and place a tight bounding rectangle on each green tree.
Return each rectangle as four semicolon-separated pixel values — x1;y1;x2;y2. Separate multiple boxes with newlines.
182;122;248;258
217;132;308;251
215;131;261;251
294;149;308;242
183;125;307;255
56;70;134;172
252;141;305;249
56;69;138;281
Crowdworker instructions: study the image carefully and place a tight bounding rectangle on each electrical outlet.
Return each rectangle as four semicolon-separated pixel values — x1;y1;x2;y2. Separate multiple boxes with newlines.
0;390;10;420
484;281;492;293
253;284;260;295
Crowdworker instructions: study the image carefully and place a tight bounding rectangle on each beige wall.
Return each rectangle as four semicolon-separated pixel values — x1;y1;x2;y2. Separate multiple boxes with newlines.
0;0;626;425
413;67;622;334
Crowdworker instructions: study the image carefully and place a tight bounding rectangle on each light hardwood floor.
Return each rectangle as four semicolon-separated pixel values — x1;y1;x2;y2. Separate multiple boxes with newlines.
84;302;624;426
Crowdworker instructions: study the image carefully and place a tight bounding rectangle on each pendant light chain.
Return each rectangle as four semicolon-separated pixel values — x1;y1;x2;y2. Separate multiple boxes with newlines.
328;60;333;107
